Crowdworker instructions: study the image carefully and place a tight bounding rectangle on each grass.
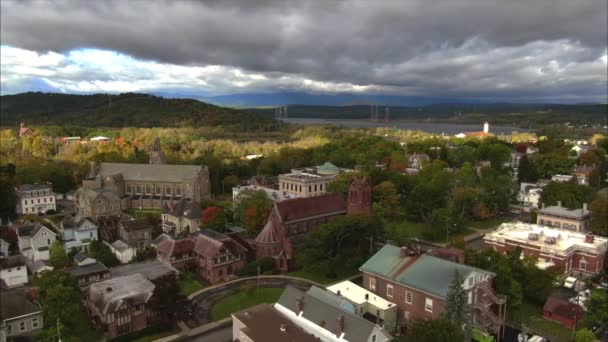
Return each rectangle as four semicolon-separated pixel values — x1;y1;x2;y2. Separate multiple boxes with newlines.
386;220;475;245
179;272;205;296
468;217;509;230
210;287;283;321
509;302;573;342
287;269;359;285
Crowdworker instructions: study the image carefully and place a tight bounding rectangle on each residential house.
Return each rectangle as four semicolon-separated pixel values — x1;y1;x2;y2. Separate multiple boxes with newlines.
537;202;591;232
543;294;584;329
0;239;9;257
118;219;153;251
551;174;574;183
106;240;136;264
518;183;543;210
156;237;195;272
190;229;247;283
151;233;171;249
73;251;97;266
0;255;28;288
66;261;111;289
0;289;43;342
484;223;607;277
359;244;506;333
255;178;371;272
573;165;597;186
278;162;353;198
60;215;99;252
27;260;54;276
407;153;430;170
274;285;392;342
15;183;56;215
161;199;201;235
15;222;57;262
84;274;155;339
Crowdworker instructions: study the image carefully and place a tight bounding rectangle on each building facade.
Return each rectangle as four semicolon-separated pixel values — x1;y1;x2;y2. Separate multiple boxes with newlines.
15;222;57;262
118;219;153;251
278;162;352;198
0;255;28;288
66;261;111;289
0;289;43;342
537;202;591;232
60;215;98;252
161;199;201;235
15;183;56;215
484;222;607;277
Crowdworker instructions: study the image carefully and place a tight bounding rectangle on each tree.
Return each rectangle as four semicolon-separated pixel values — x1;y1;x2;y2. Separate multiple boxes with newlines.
49;240;69;269
372;181;401;220
149;277;188;324
222;175;240;193
406;318;464;342
201;206;225;231
575;328;596;342
234;189;272;236
89;240;120;267
540;182;595;209
517;155;539;183
444;271;472;341
589;194;608;236
583;289;608;328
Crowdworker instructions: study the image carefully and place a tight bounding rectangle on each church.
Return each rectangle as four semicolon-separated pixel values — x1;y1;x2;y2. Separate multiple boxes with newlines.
255;177;372;272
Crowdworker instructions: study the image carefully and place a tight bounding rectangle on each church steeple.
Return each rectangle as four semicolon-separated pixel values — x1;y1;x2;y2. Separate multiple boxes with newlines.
347;177;372;216
149;138;166;164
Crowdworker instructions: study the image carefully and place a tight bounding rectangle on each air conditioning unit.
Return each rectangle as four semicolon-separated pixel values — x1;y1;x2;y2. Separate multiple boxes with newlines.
544;236;556;245
528;233;539;241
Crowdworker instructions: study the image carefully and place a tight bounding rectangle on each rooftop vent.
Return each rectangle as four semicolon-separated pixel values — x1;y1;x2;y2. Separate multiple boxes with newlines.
544;236;557;245
528;233;539;241
585;234;595;244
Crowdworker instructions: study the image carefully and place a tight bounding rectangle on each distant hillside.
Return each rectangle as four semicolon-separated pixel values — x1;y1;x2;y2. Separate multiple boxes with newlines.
249;103;608;127
0;92;277;129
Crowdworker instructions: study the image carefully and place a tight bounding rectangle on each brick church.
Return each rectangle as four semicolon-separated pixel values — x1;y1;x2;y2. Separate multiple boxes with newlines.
255;177;372;272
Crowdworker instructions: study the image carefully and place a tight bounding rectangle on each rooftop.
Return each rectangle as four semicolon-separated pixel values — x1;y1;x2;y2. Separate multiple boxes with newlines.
0;255;27;269
111;239;131;252
484;222;608;255
95;162;205;182
232;303;319;342
539;205;590;219
17;183;53;192
0;289;41;322
87;274;155;315
327;280;395;311
233;184;302;201
274;193;346;223
110;260;178;281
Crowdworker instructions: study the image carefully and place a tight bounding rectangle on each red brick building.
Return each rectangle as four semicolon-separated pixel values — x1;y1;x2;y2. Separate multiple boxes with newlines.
359;244;506;334
255;177;371;272
484;223;607;277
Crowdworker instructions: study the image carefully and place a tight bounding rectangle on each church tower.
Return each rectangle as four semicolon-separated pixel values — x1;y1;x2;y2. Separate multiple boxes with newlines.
149;138;166;164
347;177;372;216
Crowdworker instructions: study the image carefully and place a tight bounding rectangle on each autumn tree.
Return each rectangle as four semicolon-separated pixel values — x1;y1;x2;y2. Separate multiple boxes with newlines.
201;206;226;232
372;181;401;221
234;189;272;236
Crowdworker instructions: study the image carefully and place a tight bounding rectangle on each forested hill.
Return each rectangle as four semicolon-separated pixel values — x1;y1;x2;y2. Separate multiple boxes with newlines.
0;92;277;129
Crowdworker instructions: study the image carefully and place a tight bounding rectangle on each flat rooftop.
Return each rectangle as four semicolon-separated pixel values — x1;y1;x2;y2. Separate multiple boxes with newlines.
233;303;318;342
110;260;178;280
233;184;302;201
539;205;590;219
327;280;395;311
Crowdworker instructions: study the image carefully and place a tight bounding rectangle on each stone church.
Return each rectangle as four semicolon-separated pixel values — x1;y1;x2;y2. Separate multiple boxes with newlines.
75;139;210;220
255;177;372;272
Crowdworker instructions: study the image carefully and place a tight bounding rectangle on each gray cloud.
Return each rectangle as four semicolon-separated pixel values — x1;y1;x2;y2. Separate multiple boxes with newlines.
1;0;606;101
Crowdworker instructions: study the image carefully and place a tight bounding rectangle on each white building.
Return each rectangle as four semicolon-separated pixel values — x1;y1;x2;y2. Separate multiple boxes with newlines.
16;222;57;262
59;215;98;253
0;239;9;257
232;184;302;206
15;183;56;215
0;255;28;288
105;240;135;264
551;174;574;183
278;162;353;198
518;182;545;209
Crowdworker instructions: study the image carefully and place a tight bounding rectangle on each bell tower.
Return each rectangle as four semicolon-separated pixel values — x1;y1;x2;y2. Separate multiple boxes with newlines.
347;177;372;216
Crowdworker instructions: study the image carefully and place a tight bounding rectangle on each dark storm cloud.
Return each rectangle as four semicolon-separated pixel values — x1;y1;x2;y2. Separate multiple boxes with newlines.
1;0;606;100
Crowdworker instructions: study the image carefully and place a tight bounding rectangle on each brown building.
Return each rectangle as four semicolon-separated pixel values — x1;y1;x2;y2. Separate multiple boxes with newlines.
359;244;505;333
65;261;111;289
85;274;155;339
255;177;371;272
232;303;318;342
156;237;195;272
118;219;154;251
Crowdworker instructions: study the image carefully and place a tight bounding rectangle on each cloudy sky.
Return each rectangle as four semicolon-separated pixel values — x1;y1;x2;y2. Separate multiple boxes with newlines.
1;0;607;103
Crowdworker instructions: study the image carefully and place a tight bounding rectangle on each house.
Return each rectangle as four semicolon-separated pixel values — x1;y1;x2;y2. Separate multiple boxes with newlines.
278;162;353;198
16;222;57;262
190;229;248;283
73;251;97;266
255;178;371;272
0;289;43;341
232;303;319;342
118;219;153;251
27;260;54;276
109;260;178;283
106;240;136;264
161;199;201;235
551;174;574;183
0;255;28;288
537;202;591;232
543;295;584;329
66;261;111;289
359;244;505;333
84;274;155;339
60;215;98;252
484;222;607;277
274;285;392;342
573;165;596;186
327;280;397;332
156;236;195;272
0;239;9;257
407;153;430;170
15;183;56;215
518;183;543;209
75;159;210;217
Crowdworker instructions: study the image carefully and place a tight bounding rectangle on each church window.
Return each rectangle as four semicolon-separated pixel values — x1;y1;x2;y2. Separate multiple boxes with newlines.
176;186;182;196
145;184;151;194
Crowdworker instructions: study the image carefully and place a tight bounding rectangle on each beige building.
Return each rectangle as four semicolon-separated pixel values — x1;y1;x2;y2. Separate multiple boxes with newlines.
537;202;591;232
278;162;352;198
161;199;201;235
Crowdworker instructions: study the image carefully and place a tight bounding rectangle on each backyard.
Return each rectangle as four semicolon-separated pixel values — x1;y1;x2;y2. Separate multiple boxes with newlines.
509;302;572;342
210;287;284;321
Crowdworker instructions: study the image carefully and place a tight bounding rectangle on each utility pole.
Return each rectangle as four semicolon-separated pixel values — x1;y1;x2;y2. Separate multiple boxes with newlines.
57;318;62;342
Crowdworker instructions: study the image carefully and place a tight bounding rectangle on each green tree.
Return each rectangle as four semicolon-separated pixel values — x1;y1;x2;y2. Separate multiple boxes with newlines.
589;194;608;236
575;328;596;342
372;181;401;220
583;289;608;328
89;239;120;267
517;155;539;183
540;182;595;209
234;189;272;236
149;277;188;325
406;318;464;342
444;271;472;341
49;240;69;269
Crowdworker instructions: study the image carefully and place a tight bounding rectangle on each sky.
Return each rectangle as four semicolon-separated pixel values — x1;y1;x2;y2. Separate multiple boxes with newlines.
1;0;607;103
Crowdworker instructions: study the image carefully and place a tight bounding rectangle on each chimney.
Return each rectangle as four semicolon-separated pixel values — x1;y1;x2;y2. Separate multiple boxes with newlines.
295;297;303;313
585;234;594;244
400;246;407;257
365;293;369;300
557;201;562;207
280;323;287;332
335;315;345;336
337;290;341;296
583;203;588;214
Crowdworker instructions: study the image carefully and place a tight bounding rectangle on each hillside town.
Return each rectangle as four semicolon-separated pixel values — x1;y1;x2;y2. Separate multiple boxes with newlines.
0;120;607;342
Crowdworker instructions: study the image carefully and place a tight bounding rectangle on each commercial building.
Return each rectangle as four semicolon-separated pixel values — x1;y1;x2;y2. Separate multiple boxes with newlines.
15;183;56;215
537;202;591;232
278;162;352;198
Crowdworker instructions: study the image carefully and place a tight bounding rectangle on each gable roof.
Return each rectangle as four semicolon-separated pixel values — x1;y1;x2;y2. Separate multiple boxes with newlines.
162;199;201;219
66;261;109;277
73;250;93;263
0;255;26;268
274;193;346;223
0;289;41;321
96;162;205;182
17;222;55;238
157;237;194;257
360;245;494;299
192;229;247;258
151;233;171;247
543;296;584;320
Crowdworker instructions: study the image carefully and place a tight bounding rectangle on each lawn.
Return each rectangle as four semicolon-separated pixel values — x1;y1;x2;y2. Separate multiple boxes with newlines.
468;217;509;230
179;272;205;296
210;287;284;321
287;269;359;285
509;302;572;342
386;220;474;245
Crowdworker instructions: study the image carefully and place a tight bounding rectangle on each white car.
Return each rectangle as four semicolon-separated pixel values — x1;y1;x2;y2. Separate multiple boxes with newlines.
564;276;577;289
528;336;547;342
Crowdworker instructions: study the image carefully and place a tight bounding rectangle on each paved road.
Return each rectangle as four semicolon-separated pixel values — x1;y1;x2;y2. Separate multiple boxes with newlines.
184;325;232;342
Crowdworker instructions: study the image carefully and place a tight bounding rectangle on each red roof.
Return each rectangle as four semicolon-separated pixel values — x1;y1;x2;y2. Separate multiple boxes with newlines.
543;296;584;320
255;221;280;244
274;193;346;223
157;238;194;257
192;230;247;258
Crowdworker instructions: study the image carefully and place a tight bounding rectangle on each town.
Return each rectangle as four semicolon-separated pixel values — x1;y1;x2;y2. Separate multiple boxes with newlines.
1;118;606;342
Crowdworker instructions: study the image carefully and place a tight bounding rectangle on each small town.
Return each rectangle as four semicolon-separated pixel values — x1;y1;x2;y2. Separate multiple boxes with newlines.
0;1;607;342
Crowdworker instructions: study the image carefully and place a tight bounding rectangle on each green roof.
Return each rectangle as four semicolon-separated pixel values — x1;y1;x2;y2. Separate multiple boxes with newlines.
360;245;494;299
317;161;339;174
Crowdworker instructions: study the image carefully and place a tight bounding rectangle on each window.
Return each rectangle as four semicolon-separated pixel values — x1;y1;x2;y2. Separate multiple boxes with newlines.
369;277;376;291
580;258;587;271
166;186;172;194
136;185;142;193
20;321;26;331
47;239;51;245
50;197;53;202
405;290;413;304
25;200;28;205
387;284;393;298
7;324;11;334
146;184;151;194
32;318;39;328
127;184;132;193
468;291;473;304
425;298;433;312
372;335;377;342
176;186;182;196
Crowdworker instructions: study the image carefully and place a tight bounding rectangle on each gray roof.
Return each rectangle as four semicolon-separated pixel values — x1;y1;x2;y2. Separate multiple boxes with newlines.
151;233;171;247
17;183;52;192
73;250;93;263
61;215;97;231
75;188;121;202
360;245;493;299
28;260;53;274
277;286;390;342
306;286;356;315
17;222;55;238
0;289;41;321
110;260;178;281
66;262;109;277
87;274;155;315
96;162;205;182
162;199;201;220
539;205;590;219
111;240;132;252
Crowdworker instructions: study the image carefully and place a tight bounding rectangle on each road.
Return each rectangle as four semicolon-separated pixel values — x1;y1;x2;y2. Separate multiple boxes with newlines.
184;325;232;342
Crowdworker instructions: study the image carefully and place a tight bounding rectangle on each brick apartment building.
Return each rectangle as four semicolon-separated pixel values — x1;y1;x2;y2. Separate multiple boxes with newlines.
360;244;505;334
484;223;607;277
